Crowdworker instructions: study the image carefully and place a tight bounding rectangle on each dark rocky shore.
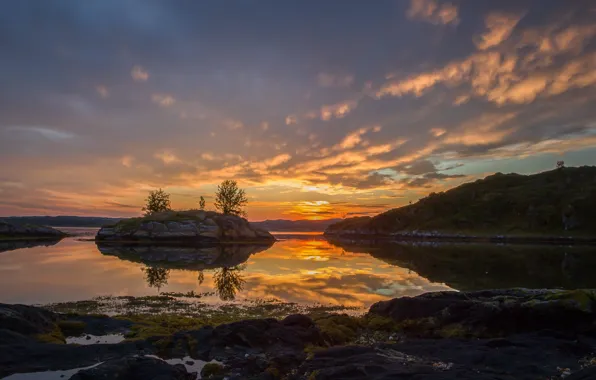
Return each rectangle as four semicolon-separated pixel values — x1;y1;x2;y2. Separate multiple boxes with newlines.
2;289;596;379
0;220;66;241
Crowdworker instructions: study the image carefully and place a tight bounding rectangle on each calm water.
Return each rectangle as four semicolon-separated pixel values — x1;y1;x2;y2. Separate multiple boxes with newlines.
1;228;595;309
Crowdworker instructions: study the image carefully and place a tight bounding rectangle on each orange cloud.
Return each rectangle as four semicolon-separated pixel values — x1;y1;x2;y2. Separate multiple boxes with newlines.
131;65;149;82
475;12;524;50
407;0;459;26
151;93;176;107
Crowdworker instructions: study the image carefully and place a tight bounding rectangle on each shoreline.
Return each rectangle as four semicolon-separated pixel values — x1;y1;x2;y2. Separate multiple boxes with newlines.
2;288;596;379
324;231;596;245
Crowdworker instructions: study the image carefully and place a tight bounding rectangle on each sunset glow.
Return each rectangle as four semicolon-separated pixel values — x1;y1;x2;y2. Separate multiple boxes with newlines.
1;1;595;220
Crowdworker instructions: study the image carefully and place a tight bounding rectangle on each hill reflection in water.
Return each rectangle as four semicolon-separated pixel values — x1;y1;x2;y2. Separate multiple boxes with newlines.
2;235;594;308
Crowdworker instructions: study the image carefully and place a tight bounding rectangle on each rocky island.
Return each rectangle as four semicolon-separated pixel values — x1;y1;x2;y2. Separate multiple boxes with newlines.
2;289;596;379
0;220;66;241
96;210;275;244
325;166;596;244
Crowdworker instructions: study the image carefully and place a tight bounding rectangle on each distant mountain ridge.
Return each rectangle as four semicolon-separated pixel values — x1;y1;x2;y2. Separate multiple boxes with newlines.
251;218;341;232
1;216;123;227
325;166;596;238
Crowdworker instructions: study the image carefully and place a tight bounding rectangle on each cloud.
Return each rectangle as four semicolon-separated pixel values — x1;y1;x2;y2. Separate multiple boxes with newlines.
475;12;524;51
121;155;134;168
5;126;75;142
285;115;298;125
131;65;149;82
319;100;358;121
407;0;459;26
96;85;109;98
377;21;596;106
317;72;354;88
104;201;138;209
151;93;176;107
154;151;180;164
396;159;437;175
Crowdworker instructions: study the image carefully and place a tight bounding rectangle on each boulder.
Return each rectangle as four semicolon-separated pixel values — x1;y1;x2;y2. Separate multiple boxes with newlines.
0;304;59;337
369;289;596;335
95;211;274;243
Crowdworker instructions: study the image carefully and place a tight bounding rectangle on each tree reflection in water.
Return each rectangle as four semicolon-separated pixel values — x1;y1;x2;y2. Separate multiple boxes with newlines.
142;266;170;292
212;265;246;301
141;264;245;300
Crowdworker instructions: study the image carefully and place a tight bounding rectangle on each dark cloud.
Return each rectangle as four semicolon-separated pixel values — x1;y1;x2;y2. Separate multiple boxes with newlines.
104;201;138;209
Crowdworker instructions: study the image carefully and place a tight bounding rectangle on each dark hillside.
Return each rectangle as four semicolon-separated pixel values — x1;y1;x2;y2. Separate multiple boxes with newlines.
326;166;596;236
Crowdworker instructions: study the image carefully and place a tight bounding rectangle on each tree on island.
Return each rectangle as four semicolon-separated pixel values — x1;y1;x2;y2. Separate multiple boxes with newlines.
199;196;206;210
214;180;248;216
142;188;171;215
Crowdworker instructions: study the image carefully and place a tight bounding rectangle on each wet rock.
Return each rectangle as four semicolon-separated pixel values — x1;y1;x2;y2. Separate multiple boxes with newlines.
0;303;58;336
71;356;195;380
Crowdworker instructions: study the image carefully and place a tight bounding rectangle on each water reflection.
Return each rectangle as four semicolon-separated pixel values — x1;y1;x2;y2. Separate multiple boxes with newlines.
212;265;246;301
142;267;170;292
326;238;596;290
117;244;252;300
1;234;595;308
0;238;62;254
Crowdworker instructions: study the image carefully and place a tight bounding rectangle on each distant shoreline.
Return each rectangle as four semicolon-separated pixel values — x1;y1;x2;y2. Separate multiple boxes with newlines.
324;231;596;245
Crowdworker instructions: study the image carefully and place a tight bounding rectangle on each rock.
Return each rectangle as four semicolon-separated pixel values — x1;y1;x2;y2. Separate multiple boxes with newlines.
70;356;195;380
95;211;274;243
0;303;59;337
369;289;596;336
0;220;65;240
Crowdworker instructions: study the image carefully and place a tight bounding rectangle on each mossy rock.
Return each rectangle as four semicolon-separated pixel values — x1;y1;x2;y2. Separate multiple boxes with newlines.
201;362;226;378
542;289;596;312
36;324;65;344
57;320;87;337
314;314;362;345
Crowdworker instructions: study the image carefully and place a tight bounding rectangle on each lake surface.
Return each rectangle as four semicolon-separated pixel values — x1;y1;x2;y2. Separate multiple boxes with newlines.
1;227;595;309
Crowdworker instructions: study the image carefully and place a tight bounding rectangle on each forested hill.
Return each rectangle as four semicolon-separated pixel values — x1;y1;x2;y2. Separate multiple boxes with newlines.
1;216;122;227
325;166;596;236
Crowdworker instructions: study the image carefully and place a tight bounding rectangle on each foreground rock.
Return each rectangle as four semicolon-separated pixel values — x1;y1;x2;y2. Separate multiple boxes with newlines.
369;288;596;337
0;220;65;240
2;289;596;379
96;210;274;244
71;356;195;380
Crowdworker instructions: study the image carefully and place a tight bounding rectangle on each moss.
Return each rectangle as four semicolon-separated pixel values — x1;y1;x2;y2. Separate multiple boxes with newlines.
314;314;362;345
543;290;596;312
361;314;399;332
264;366;281;378
36;324;65;344
119;314;209;340
438;323;469;338
307;370;320;380
57;320;87;337
201;362;225;378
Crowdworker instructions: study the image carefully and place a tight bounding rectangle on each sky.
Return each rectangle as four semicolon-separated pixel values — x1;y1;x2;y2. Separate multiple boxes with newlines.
1;0;596;221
